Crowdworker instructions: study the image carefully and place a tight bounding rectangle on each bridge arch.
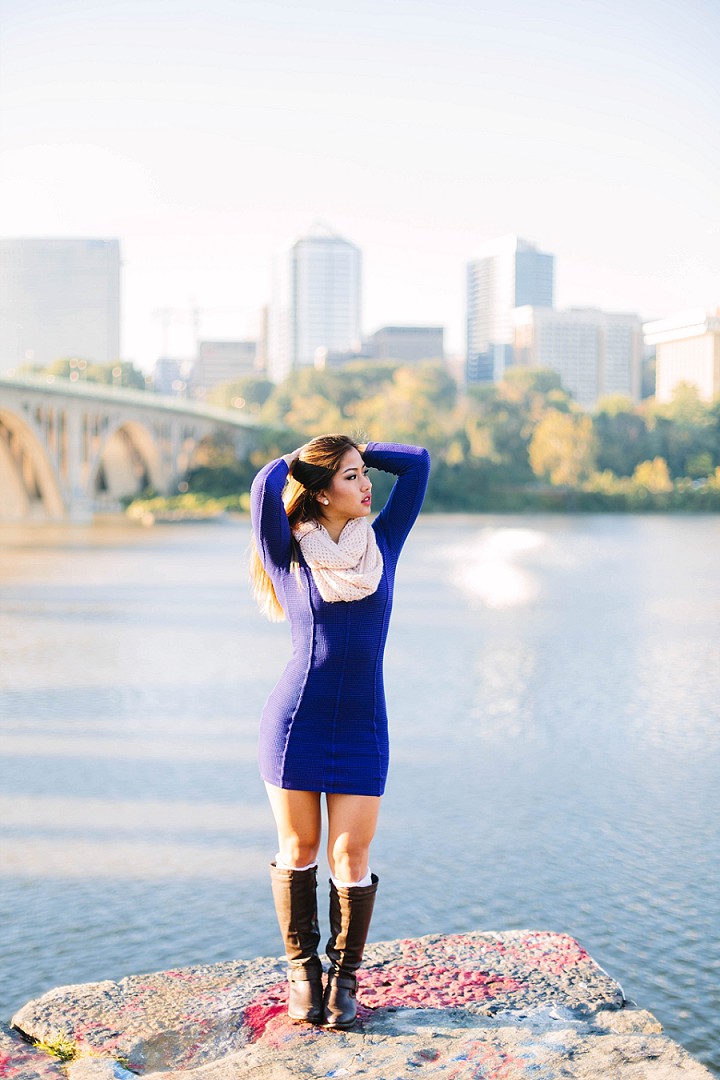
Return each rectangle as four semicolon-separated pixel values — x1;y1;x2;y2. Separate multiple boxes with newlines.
90;419;167;501
0;407;65;520
1;375;263;519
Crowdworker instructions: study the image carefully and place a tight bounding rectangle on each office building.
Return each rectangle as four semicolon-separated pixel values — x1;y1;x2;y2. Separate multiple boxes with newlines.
0;237;120;373
370;325;444;364
191;340;258;396
643;308;720;403
466;235;554;383
513;307;642;409
268;224;362;382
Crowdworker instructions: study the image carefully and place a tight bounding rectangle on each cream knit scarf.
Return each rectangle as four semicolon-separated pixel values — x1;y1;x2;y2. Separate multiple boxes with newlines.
292;518;383;603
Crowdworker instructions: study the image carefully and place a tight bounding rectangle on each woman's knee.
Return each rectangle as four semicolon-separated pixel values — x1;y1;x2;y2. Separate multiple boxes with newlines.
277;835;320;868
265;785;322;867
328;839;371;882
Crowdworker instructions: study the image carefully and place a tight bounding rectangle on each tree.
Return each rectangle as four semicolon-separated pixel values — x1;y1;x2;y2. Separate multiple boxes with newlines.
633;457;673;493
25;358;146;389
352;362;456;451
529;410;596;486
593;398;650;477
644;384;719;477
206;375;274;412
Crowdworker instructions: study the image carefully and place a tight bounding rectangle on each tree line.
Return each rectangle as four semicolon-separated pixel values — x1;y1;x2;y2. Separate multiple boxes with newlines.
24;357;720;511
202;361;720;512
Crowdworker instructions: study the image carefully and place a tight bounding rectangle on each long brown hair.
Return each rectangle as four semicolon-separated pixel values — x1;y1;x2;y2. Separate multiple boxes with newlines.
250;434;360;621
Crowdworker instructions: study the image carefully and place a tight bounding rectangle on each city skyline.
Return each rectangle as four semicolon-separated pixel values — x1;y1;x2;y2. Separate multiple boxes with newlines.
1;0;718;369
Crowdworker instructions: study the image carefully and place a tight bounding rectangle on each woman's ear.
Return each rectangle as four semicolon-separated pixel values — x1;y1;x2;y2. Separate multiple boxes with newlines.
316;491;330;506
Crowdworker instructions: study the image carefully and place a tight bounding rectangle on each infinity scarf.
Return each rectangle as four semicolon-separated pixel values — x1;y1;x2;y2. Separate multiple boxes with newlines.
292;518;383;602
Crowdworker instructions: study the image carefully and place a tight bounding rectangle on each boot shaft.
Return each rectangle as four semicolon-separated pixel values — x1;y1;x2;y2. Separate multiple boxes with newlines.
325;874;378;976
270;863;321;966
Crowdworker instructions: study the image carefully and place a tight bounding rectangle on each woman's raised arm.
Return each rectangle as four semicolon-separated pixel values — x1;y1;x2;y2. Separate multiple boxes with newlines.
250;457;292;571
362;442;430;556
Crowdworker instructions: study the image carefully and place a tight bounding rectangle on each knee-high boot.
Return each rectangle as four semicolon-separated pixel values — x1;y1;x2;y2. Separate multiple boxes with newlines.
323;874;378;1029
269;863;324;1023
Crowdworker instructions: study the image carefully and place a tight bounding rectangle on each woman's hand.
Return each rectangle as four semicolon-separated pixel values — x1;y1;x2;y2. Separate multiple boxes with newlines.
356;443;368;455
282;445;308;471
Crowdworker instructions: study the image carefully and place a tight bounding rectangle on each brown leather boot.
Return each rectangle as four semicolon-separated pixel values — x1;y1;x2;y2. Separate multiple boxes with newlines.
270;863;324;1023
323;874;378;1029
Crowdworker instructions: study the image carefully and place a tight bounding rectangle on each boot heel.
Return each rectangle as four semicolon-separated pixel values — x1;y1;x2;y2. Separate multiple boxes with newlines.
288;963;324;1023
323;971;357;1029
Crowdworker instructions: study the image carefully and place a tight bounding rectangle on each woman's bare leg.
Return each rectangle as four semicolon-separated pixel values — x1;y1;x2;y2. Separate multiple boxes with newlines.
264;783;322;868
326;793;381;882
323;793;381;1029
265;784;325;1022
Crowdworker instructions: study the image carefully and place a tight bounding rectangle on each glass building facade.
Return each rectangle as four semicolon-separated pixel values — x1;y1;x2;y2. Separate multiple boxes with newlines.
466;235;554;383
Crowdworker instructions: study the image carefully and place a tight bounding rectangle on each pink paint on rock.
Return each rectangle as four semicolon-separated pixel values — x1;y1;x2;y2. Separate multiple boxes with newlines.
445;1040;529;1080
500;933;592;976
358;965;523;1010
241;931;592;1044
242;982;292;1042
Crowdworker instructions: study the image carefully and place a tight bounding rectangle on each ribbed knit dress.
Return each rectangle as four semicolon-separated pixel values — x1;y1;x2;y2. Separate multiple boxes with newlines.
250;442;430;796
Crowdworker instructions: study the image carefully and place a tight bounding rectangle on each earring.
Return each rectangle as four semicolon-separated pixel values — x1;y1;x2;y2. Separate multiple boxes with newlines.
323;498;329;505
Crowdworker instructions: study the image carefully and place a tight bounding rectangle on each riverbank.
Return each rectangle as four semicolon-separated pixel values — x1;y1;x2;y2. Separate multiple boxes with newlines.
120;476;720;523
2;931;712;1079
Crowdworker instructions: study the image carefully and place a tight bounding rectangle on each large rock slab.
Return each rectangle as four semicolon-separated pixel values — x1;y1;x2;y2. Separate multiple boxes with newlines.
8;931;712;1078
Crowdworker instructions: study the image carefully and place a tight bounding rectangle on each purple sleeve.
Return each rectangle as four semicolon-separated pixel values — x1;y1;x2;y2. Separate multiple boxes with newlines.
250;457;292;571
363;442;430;556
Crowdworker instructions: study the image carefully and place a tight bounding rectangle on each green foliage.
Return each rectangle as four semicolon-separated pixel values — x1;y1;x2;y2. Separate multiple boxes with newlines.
529;410;596;486
126;491;251;521
639;385;720;479
593;401;650;476
157;362;720;514
34;1035;81;1062
633;457;673;493
206;375;274;413
23;358;147;389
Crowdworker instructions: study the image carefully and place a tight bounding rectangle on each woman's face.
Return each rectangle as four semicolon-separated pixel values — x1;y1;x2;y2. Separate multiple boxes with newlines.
321;447;372;521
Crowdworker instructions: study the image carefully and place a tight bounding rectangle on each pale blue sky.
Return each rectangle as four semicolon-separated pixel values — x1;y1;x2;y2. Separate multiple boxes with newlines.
1;0;718;367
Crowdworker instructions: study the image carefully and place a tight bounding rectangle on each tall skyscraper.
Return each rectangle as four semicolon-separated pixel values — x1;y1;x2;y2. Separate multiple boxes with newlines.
268;224;362;382
466;235;554;383
0;238;121;373
513;307;642;409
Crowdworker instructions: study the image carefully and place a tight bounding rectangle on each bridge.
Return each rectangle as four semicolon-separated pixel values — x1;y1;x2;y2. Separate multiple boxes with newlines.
0;375;263;521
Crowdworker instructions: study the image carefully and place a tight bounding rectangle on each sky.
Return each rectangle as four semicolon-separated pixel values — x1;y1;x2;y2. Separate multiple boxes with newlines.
1;0;718;369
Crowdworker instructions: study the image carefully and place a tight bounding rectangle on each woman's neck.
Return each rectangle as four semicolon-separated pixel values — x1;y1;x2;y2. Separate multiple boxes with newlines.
319;515;352;544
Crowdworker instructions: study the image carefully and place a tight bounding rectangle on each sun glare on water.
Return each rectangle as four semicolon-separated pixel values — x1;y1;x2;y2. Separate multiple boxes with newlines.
445;528;547;609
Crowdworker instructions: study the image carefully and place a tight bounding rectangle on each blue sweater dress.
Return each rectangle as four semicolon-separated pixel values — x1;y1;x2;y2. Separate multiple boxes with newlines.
250;442;430;796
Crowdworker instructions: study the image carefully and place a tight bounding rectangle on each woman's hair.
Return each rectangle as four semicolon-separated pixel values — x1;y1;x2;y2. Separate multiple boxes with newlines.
250;434;360;622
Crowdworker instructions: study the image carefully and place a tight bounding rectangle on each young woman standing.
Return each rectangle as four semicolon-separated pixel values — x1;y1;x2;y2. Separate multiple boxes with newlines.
250;435;430;1028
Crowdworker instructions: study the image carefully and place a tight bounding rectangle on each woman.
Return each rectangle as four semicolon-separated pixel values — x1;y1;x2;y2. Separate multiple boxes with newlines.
250;435;430;1029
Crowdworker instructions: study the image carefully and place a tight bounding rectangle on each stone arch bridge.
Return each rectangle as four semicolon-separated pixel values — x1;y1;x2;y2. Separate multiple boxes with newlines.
0;375;263;521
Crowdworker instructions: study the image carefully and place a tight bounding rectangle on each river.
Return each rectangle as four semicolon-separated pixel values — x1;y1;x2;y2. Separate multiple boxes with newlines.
0;514;718;1074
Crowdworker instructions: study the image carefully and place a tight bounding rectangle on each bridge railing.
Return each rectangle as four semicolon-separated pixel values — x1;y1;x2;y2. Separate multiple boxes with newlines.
0;373;261;428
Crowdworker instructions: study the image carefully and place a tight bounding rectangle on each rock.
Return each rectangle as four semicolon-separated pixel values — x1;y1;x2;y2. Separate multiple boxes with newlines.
7;931;713;1078
0;1021;68;1080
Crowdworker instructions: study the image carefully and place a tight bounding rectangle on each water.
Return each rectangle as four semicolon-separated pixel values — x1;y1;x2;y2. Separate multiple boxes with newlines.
0;515;718;1074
